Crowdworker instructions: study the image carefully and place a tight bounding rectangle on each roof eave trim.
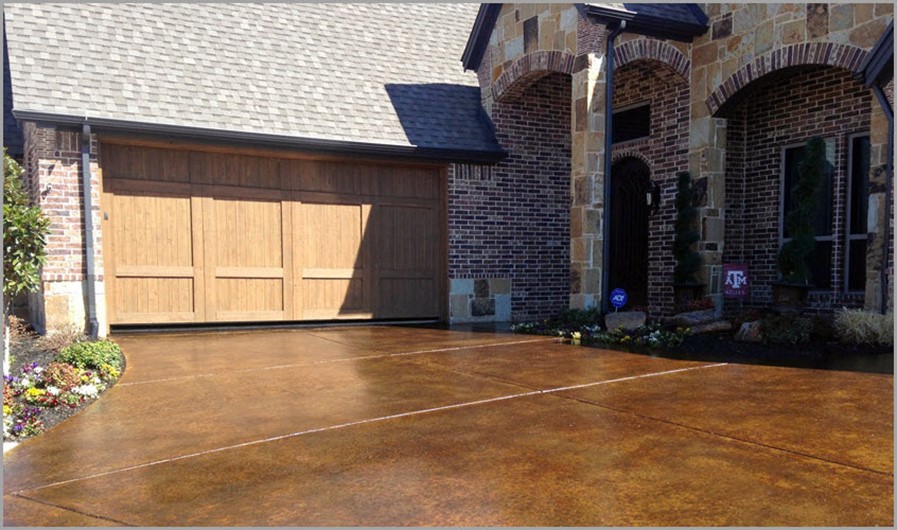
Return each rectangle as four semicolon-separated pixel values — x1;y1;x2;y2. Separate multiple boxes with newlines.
461;3;502;71
586;5;709;42
12;110;507;165
860;19;893;87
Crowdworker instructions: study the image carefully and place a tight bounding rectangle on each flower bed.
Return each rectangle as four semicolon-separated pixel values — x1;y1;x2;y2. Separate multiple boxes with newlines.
511;309;690;351
3;323;123;441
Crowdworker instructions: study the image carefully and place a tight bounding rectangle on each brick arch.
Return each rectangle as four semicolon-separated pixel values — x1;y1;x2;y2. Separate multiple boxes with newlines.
707;42;869;116
492;50;576;102
614;39;690;83
611;150;655;175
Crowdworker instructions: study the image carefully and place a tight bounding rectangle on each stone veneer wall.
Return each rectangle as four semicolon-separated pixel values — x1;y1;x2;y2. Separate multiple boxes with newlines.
611;60;690;316
723;66;871;312
448;73;571;322
690;3;893;308
22;122;107;334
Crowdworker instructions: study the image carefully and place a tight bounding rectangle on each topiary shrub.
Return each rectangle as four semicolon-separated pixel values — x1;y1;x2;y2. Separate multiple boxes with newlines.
673;171;702;285
58;339;122;370
778;137;826;284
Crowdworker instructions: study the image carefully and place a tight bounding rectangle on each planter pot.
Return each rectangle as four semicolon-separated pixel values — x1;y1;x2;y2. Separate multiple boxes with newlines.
770;282;811;312
673;283;705;311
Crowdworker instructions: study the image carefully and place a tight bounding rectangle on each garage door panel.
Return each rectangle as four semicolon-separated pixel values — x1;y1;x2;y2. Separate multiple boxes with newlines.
106;181;202;323
296;202;369;318
377;166;441;200
302;279;367;319
191;152;282;189
112;193;194;268
375;205;436;271
299;161;376;196
378;279;438;318
104;144;443;325
103;146;190;183
113;278;195;323
216;279;284;313
299;203;365;269
205;193;290;321
209;198;284;268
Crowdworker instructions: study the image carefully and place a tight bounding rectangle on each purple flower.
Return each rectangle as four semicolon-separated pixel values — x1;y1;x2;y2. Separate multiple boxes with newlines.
13;424;23;433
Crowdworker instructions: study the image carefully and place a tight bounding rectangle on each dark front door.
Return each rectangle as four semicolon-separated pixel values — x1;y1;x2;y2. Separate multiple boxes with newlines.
608;157;651;309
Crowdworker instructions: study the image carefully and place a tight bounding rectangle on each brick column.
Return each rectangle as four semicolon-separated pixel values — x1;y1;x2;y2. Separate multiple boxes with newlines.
23;122;107;336
569;51;606;309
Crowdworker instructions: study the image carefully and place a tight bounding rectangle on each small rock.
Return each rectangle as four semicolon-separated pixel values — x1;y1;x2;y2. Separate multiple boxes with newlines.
735;321;763;342
663;309;718;327
691;320;732;334
605;311;646;331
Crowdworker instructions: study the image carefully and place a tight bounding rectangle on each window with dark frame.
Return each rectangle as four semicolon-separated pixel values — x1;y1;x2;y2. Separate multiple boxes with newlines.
781;140;835;289
846;134;870;292
612;102;650;143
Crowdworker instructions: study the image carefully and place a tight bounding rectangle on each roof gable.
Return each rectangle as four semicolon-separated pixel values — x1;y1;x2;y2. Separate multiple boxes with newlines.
462;3;708;71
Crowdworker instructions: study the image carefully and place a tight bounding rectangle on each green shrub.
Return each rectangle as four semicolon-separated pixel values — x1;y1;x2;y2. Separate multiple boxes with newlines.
833;309;894;345
3;150;51;300
761;314;813;345
553;307;603;329
58;339;122;370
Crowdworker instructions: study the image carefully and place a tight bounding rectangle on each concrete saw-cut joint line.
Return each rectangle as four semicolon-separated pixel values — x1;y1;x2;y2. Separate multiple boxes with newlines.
15;362;728;495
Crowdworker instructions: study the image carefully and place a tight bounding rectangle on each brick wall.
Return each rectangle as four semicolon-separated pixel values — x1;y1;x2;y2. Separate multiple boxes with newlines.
723;66;871;311
25;124;103;282
611;61;690;316
21;121;106;333
448;72;571;321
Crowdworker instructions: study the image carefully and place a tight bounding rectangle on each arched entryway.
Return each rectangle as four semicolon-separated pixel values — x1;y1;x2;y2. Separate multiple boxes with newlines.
608;157;651;309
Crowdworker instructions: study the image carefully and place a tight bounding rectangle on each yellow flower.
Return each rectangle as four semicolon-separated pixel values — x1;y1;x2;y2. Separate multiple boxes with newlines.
3;405;11;416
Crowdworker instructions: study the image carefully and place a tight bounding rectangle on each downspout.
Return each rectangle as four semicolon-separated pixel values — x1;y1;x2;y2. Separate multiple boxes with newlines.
871;85;893;314
81;122;99;337
601;20;626;313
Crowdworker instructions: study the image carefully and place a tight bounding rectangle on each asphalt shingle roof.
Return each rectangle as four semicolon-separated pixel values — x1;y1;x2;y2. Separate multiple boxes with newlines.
4;3;502;155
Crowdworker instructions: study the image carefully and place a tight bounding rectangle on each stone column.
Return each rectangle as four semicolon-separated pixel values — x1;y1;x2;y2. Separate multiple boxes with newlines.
864;99;892;311
689;68;727;308
569;51;606;309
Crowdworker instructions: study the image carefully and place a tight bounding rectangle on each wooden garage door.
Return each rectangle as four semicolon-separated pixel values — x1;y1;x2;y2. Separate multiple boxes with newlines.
101;144;444;324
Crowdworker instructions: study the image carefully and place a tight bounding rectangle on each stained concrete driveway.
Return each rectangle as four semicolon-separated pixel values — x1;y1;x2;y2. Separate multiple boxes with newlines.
3;325;893;526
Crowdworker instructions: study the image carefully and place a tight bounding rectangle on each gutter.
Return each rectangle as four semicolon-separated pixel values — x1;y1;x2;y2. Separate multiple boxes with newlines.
81;123;99;338
585;5;707;42
12;110;508;165
601;20;626;314
871;85;893;314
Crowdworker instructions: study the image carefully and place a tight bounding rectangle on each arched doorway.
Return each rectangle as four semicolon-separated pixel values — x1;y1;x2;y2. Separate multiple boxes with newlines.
608;157;651;309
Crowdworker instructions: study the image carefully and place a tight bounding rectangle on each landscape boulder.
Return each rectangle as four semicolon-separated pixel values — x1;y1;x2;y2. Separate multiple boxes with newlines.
604;311;646;331
735;321;763;342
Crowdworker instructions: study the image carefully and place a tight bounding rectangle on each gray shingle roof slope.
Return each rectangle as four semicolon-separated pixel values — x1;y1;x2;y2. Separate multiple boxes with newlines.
4;3;502;155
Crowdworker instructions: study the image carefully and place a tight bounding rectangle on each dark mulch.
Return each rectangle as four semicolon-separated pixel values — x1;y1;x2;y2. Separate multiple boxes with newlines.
5;332;126;443
609;332;893;375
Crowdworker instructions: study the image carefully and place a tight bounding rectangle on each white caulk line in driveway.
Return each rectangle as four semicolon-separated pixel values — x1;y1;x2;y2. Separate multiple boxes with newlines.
18;362;728;494
116;337;555;387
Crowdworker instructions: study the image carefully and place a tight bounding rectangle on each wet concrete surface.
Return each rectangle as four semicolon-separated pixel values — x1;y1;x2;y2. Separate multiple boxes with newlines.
3;325;893;526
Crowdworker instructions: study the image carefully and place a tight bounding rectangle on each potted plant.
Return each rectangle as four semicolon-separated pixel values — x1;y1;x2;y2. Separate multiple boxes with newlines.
672;171;704;311
772;136;826;310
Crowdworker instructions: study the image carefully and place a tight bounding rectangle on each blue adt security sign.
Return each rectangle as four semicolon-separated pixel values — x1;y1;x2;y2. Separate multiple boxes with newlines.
610;288;628;309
